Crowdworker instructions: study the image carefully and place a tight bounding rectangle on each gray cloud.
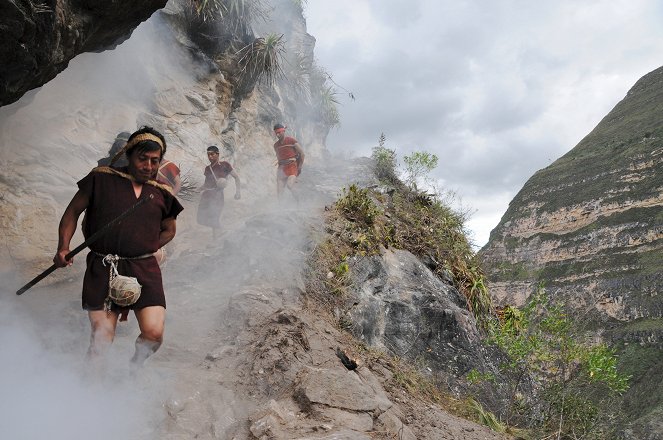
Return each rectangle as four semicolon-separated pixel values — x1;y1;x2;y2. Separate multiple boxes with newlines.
307;0;663;246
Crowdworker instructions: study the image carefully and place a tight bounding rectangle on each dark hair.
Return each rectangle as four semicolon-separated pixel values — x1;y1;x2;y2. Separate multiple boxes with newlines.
273;123;285;131
126;126;167;159
207;145;220;153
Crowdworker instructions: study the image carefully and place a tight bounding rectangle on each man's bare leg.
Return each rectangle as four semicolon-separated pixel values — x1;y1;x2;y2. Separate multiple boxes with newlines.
286;175;299;202
87;310;119;359
130;306;166;367
276;176;286;200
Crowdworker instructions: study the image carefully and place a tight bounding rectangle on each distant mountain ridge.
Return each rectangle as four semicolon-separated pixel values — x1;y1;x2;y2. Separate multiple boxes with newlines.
480;66;663;438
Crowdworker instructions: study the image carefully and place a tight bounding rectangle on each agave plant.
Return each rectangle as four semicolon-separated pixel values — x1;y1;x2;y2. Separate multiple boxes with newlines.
282;51;314;104
316;84;340;128
190;0;226;22
189;0;266;31
236;33;286;87
226;0;267;34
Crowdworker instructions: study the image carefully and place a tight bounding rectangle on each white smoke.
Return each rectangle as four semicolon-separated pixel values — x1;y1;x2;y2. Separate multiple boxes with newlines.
0;4;365;438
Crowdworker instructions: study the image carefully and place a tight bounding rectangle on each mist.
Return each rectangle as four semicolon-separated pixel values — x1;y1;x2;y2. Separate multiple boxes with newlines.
0;4;365;437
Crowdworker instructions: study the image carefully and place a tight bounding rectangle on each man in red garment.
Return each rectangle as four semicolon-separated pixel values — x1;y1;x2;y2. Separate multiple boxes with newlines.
272;123;305;201
53;126;184;367
196;145;241;238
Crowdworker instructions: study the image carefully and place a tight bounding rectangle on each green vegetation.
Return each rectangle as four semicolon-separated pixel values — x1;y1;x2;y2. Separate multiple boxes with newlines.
336;184;381;227
403;151;439;190
468;398;508;434
282;51;313;104
371;134;399;184
315;85;341;128
615;343;663;421
236;33;286;87
308;141;492;324
484;286;630;438
189;0;267;31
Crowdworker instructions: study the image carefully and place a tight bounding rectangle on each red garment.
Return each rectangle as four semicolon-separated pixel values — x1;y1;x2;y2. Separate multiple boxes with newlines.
274;136;300;179
277;162;299;178
273;136;299;161
157;160;180;193
78;169;183;311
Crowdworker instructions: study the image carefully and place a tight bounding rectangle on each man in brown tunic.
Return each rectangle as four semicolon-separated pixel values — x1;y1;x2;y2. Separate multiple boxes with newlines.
196;145;241;238
53;126;183;366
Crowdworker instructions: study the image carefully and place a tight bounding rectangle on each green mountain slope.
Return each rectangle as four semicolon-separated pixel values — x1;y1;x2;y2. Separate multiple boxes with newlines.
481;66;663;438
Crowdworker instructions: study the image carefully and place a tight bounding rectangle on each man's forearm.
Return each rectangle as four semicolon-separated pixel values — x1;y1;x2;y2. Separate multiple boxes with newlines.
53;190;89;266
57;211;78;252
158;229;176;248
158;219;177;248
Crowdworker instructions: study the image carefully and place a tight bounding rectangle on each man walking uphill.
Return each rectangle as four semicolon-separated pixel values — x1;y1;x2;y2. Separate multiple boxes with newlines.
272;123;304;201
53;126;183;367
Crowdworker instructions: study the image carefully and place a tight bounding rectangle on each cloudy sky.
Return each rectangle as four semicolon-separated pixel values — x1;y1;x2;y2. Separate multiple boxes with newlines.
304;0;663;247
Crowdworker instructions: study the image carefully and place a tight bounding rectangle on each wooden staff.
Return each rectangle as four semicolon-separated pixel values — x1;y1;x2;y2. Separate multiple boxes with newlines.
16;194;153;295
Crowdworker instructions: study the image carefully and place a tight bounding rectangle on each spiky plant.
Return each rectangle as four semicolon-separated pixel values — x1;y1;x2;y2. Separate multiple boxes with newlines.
189;0;266;33
176;169;200;202
190;0;226;22
317;85;340;128
225;0;267;34
283;51;313;104
236;33;286;87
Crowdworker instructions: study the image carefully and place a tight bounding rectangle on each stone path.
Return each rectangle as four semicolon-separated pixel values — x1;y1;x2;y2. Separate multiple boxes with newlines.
2;158;509;439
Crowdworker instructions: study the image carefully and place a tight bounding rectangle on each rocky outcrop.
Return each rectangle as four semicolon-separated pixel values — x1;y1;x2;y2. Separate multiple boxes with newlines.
345;247;513;417
480;66;663;436
0;0;167;106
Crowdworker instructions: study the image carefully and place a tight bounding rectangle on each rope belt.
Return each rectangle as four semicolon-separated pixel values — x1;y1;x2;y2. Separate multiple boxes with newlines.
278;158;297;165
93;251;154;260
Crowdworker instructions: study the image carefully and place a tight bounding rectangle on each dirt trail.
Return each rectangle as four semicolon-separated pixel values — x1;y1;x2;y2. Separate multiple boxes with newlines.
147;157;376;438
3;157;508;439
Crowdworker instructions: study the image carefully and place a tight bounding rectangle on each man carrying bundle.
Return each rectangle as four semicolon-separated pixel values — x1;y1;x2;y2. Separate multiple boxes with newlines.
53;126;183;367
196;145;241;239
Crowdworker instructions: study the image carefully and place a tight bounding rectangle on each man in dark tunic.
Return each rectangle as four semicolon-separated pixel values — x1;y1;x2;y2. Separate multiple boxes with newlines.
196;145;241;238
53;126;183;366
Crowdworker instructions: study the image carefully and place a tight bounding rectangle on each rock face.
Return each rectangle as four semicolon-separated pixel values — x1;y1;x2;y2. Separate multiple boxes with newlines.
0;0;167;106
349;249;481;371
480;66;663;436
347;248;511;416
0;1;327;284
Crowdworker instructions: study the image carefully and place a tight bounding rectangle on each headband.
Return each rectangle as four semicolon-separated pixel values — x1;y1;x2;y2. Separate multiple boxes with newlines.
110;133;164;165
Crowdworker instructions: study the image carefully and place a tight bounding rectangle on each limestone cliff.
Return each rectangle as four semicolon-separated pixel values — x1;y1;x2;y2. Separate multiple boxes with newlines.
480;66;663;437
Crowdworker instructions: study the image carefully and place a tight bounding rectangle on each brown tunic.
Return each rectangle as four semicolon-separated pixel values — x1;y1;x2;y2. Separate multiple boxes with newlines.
78;169;183;311
196;161;233;228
